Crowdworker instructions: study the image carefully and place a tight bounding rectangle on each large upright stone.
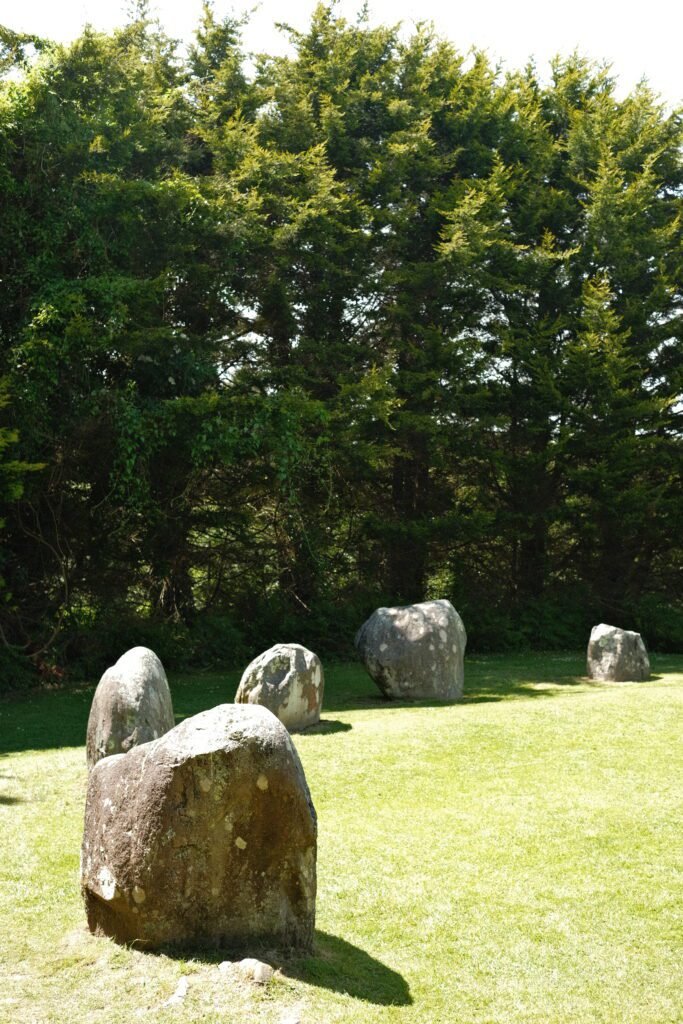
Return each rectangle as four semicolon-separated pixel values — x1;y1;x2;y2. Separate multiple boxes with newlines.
587;623;650;681
355;599;466;700
86;647;175;769
235;644;324;732
81;704;317;950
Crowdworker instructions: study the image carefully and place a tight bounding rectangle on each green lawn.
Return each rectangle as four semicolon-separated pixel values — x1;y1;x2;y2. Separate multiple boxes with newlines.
1;653;682;1024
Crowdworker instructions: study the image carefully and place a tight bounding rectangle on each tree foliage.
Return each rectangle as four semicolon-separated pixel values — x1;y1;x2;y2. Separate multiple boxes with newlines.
0;4;680;682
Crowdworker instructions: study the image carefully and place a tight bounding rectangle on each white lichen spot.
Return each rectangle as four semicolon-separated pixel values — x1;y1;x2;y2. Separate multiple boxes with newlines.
224;816;233;832
429;644;435;651
299;846;315;878
211;886;219;897
97;866;117;901
452;644;457;653
235;836;247;850
132;885;146;904
200;777;212;793
256;774;269;791
439;630;447;643
379;643;388;652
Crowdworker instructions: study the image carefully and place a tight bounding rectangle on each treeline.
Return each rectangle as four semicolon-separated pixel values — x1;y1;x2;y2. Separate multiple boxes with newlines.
0;4;681;685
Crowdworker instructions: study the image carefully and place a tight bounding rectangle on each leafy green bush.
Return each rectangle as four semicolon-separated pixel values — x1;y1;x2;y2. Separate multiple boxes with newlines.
58;612;191;682
184;613;248;669
15;586;682;694
633;596;683;653
0;645;38;693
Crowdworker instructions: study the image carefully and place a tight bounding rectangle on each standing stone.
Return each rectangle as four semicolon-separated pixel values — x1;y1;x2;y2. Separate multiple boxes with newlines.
587;623;650;681
86;647;175;769
81;703;317;951
355;599;466;700
235;644;324;732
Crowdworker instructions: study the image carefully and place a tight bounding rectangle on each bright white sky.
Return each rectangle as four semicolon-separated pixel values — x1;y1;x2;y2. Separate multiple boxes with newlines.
3;0;681;105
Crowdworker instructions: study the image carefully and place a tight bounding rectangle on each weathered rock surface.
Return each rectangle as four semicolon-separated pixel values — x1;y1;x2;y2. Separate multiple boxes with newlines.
587;623;650;681
235;644;324;732
86;647;175;769
219;958;275;984
355;599;466;700
81;703;317;950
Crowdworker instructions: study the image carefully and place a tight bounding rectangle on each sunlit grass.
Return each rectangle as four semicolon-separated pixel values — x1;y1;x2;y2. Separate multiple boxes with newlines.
1;653;682;1023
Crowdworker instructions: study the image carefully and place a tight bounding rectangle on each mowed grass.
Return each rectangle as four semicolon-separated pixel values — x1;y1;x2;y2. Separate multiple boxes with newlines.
1;652;682;1024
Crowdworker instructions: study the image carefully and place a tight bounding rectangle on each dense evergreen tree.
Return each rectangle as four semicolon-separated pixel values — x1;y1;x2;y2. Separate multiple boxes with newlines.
0;4;680;682
438;58;682;641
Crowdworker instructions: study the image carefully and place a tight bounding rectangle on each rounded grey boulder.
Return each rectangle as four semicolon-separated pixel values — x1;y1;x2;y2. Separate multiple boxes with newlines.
587;623;650;681
81;703;317;950
86;647;175;769
235;644;324;732
355;599;466;700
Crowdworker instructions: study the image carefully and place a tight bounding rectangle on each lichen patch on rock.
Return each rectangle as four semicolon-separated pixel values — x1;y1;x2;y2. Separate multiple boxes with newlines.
235;644;324;732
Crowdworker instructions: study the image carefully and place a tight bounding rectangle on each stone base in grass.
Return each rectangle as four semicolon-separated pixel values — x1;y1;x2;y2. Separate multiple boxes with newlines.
81;703;317;950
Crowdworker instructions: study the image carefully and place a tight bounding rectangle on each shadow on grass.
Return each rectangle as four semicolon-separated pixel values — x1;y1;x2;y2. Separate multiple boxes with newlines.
0;793;23;804
322;655;677;711
0;687;93;756
322;667;590;713
155;929;411;1006
283;930;412;1005
302;719;352;735
0;654;678;754
316;654;584;712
